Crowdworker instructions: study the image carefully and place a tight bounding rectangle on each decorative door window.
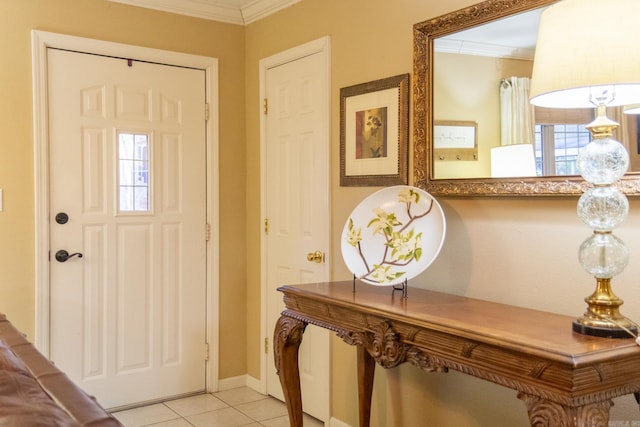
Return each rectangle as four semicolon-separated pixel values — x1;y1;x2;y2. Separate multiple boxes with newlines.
118;131;150;212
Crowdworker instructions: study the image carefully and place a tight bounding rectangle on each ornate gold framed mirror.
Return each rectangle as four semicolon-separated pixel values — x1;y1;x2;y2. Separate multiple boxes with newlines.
413;0;640;196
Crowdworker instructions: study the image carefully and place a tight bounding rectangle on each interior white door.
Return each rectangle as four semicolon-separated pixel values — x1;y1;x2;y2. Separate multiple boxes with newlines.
47;48;207;409
265;50;330;422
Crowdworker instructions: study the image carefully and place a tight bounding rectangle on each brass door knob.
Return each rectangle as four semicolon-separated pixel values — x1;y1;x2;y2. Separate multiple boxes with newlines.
306;251;324;263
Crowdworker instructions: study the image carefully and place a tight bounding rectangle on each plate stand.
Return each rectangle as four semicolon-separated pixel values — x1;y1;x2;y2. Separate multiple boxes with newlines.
393;279;408;299
352;274;408;298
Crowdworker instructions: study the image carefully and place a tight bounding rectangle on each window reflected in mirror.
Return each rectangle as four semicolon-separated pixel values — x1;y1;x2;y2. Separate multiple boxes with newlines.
533;106;593;176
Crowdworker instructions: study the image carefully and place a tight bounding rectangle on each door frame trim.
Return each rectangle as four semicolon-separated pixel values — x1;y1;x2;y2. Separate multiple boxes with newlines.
31;30;220;392
258;35;331;401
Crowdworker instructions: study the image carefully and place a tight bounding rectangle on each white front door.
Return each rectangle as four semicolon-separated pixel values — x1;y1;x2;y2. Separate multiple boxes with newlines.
263;40;330;422
47;48;207;409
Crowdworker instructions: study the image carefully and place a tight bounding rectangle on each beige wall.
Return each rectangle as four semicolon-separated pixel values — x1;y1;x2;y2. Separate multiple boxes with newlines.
246;0;640;425
0;0;247;379
4;0;640;425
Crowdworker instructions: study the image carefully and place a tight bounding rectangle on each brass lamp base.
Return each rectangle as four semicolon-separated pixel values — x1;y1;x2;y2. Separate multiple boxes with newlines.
573;278;637;338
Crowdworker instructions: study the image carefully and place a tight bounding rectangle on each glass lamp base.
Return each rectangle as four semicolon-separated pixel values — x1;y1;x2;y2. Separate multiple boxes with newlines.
572;320;637;339
573;106;634;340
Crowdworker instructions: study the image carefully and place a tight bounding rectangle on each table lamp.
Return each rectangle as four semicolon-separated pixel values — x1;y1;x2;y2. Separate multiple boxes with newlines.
530;0;640;338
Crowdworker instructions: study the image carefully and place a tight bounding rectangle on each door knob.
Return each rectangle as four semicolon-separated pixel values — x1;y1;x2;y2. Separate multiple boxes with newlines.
306;251;324;263
55;250;83;263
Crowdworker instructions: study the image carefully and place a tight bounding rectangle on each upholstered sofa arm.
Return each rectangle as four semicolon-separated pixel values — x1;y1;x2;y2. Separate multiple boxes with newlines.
0;314;122;426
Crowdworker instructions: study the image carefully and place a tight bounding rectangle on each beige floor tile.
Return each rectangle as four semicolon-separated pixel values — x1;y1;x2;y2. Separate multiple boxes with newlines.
259;415;290;427
186;406;254;427
260;413;323;427
212;387;269;406
164;393;228;417
234;397;288;422
302;413;325;427
144;419;194;427
111;403;180;427
110;388;311;427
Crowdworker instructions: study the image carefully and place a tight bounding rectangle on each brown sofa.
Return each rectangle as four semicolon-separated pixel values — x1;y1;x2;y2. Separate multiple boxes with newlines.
0;314;122;426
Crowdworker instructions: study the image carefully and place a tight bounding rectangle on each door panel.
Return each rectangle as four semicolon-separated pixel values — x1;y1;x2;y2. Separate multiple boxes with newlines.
47;48;207;408
265;50;330;422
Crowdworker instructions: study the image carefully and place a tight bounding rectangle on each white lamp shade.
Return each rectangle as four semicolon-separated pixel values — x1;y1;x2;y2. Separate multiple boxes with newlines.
529;0;640;109
491;144;537;178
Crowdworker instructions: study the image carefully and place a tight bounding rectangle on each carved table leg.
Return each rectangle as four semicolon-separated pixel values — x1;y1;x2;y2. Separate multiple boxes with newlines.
518;392;612;427
274;315;307;427
357;345;375;427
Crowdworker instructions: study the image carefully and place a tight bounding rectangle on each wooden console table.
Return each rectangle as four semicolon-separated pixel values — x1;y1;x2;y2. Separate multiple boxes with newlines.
273;281;640;426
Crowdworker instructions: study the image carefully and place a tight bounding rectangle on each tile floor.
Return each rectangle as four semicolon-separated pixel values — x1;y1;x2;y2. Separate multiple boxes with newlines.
111;386;324;427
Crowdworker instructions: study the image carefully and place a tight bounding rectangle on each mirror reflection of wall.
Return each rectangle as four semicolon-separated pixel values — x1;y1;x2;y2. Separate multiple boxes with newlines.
432;6;640;180
433;51;533;179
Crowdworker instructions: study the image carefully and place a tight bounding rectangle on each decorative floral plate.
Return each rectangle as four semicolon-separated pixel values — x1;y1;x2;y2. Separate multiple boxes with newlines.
341;185;446;286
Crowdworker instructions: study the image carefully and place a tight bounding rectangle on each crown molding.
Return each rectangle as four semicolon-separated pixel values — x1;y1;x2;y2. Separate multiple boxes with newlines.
435;39;535;61
108;0;300;25
242;0;300;24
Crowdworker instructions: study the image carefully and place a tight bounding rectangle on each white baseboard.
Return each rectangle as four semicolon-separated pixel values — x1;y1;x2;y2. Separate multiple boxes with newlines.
217;375;248;391
217;374;264;393
329;417;351;427
245;375;262;392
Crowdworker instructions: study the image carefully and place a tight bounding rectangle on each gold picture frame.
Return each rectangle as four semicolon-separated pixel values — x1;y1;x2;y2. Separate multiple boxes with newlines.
340;74;409;186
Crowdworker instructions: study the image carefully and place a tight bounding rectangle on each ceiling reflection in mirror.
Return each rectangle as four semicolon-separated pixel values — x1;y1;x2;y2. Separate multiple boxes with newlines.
413;0;640;196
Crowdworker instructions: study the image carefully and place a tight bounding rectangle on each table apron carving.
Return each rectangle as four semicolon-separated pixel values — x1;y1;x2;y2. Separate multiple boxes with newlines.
274;282;640;427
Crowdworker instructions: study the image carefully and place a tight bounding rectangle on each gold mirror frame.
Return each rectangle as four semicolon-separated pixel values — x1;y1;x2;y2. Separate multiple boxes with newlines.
412;0;640;196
